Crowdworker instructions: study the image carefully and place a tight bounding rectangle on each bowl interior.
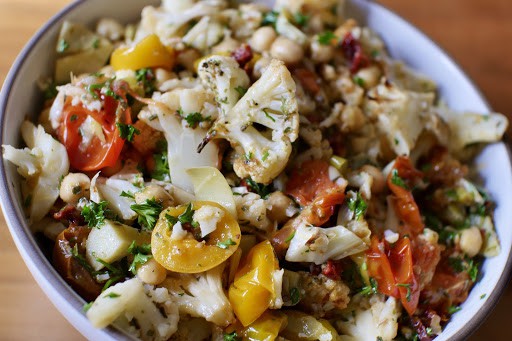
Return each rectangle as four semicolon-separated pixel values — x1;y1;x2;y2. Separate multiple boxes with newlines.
1;0;511;340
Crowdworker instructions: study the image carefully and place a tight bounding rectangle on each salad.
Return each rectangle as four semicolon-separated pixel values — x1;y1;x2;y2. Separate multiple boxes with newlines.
2;0;509;340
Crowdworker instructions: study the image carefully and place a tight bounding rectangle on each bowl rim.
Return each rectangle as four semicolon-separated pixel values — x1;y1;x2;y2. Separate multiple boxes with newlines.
0;0;511;340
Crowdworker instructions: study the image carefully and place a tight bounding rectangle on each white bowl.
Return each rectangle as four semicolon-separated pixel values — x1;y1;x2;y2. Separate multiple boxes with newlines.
1;0;511;340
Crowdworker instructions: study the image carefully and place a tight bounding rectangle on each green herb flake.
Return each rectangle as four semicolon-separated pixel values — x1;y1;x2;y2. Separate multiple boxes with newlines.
83;302;93;312
181;111;211;129
57;39;69;53
72;186;82;195
293;12;309;27
166;214;179;227
262;11;279;27
317;31;337;45
151;150;170;181
120;191;135;199
262;150;270;162
43;83;58;100
263;109;276;122
135;68;156;95
391;169;408;189
347;192;368;220
70;114;78;122
290;287;301;305
217;238;237;249
244;178;272;199
447;305;461;314
104;292;121;299
234;86;248;97
360;277;378;296
92;38;100;49
396;283;412;302
353;76;365;87
223;331;241;341
81;200;110;228
130;199;163;231
480;293;487;299
116;123;140;142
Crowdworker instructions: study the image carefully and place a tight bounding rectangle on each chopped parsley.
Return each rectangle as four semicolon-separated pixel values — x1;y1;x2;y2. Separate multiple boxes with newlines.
70;114;78;122
360;277;378;296
104;292;120;299
347;192;368;220
127;241;152;274
396;283;412;302
263;109;276;122
120;191;135;199
81;200;110;228
447;305;461;314
261;11;279;27
290;287;301;305
448;256;479;282
317;31;337;45
82;302;93;312
293;12;309;27
167;203;199;229
391;169;408;189
135;68;156;95
223;331;241;341
152;152;170;181
181;111;211;129
116;123;140;142
131;199;163;231
234;86;248;97
217;238;237;249
262;150;270;162
285;231;296;243
480;293;487;299
353;76;365;87
57;39;69;53
43;83;58;100
92;38;100;49
244;178;272;199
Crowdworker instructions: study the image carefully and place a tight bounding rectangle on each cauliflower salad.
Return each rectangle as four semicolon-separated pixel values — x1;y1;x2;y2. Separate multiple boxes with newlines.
2;0;508;340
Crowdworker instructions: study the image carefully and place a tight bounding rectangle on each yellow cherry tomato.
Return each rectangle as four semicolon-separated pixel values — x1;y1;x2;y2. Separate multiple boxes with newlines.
244;311;287;341
110;34;175;71
151;201;241;273
228;240;279;326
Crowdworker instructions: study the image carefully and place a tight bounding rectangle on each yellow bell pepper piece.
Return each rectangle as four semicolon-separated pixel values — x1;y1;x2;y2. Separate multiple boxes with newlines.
228;240;279;326
244;311;287;341
110;34;174;71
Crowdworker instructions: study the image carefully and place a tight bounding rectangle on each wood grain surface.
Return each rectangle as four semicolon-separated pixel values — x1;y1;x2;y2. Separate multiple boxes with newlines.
0;0;510;340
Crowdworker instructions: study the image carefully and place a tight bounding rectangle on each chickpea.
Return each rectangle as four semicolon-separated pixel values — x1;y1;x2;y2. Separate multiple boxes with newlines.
59;173;91;204
270;36;304;65
310;39;334;63
134;184;174;208
211;37;240;55
266;191;297;224
250;26;277;52
96;18;124;41
361;165;385;194
136;258;167;285
459;226;483;258
354;65;381;89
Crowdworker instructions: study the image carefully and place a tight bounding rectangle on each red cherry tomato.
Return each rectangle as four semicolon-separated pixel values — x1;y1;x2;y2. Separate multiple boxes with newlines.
367;235;420;315
387;156;424;235
57;86;131;171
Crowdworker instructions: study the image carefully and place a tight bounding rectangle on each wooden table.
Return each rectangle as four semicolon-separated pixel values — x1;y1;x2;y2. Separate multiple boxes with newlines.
0;0;510;340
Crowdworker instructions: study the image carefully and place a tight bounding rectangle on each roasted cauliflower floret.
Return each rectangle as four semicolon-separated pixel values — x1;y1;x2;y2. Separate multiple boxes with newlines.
161;263;235;327
86;278;179;341
198;57;299;184
284;270;350;318
234;191;273;232
337;295;401;341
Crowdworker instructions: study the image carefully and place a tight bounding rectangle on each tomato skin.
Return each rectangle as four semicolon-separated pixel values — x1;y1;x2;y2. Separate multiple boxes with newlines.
387;156;424;235
57;84;131;171
286;159;333;206
366;235;420;315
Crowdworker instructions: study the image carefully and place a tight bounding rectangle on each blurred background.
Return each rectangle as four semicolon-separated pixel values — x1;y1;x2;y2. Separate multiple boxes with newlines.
0;0;510;340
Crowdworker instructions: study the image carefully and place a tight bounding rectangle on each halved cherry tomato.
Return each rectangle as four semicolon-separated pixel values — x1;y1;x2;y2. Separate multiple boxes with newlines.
286;159;334;206
387;156;424;234
152;201;241;274
366;236;398;297
366;235;420;315
57;84;131;171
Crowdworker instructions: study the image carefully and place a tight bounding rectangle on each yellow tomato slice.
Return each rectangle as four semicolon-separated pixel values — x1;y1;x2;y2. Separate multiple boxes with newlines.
229;240;279;326
151;201;241;273
110;34;175;71
244;311;287;341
